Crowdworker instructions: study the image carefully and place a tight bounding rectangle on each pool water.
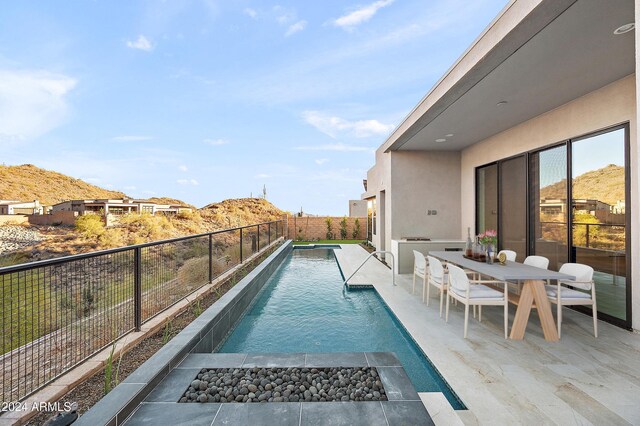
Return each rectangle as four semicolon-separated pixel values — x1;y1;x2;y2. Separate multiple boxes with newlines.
218;248;464;409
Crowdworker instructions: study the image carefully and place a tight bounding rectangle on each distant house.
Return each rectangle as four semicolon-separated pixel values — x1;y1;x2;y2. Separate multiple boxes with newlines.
0;200;43;215
51;198;192;217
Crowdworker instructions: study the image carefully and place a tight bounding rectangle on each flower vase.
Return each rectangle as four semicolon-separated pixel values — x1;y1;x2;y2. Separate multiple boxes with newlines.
486;244;495;264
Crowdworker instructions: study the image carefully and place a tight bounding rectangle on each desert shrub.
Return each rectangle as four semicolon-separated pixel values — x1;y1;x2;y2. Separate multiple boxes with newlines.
177;256;209;286
76;214;105;238
339;217;348;239
352;218;361;239
119;213;174;242
325;218;334;240
99;228;124;248
176;209;193;219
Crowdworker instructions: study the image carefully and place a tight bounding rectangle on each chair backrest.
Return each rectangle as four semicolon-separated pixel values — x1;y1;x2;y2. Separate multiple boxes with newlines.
426;255;444;282
498;250;517;261
446;263;469;293
413;250;426;273
524;255;549;269
558;263;594;290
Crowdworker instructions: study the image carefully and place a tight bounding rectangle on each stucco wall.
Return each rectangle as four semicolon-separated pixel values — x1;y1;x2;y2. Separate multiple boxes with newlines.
391;151;462;240
460;74;637;328
0;215;29;225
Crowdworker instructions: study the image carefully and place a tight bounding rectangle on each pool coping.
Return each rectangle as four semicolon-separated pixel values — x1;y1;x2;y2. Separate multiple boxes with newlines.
74;241;294;426
123;352;433;426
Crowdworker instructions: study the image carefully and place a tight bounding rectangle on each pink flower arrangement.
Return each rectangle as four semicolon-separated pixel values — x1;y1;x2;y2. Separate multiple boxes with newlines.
478;229;498;246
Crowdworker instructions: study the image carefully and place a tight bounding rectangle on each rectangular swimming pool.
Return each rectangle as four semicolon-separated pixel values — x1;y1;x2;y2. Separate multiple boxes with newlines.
218;247;464;409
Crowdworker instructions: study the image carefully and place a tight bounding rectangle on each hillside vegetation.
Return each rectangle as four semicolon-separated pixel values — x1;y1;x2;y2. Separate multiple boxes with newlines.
540;164;624;205
200;198;285;230
0;164;128;205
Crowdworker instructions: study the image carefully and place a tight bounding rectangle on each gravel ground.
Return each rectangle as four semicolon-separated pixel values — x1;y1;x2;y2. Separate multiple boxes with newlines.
0;225;43;255
182;367;387;403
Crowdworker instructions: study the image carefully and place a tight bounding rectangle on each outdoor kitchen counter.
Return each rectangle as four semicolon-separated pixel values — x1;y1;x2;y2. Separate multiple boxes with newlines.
391;239;465;274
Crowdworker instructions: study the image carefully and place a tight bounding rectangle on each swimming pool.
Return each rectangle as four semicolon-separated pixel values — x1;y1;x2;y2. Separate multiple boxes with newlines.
218;248;464;409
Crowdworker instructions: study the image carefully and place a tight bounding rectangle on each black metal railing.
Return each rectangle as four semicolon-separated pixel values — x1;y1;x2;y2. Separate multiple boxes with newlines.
0;220;283;402
538;221;625;251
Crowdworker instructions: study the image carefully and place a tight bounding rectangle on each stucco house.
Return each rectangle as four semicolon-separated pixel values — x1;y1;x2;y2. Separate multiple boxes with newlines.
362;0;637;331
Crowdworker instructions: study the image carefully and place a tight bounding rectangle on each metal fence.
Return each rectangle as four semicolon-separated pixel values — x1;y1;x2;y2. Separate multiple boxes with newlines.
0;220;283;402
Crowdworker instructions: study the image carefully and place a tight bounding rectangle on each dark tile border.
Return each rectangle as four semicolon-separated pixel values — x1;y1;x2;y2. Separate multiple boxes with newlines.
129;352;433;425
75;241;292;426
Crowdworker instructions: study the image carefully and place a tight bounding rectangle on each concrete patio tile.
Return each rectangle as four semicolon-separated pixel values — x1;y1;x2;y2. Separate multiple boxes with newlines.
176;353;248;369
145;368;201;403
212;402;300;426
242;353;306;367
305;352;367;367
365;352;402;367
301;402;387;426
124;402;221;426
381;401;434;426
376;367;420;401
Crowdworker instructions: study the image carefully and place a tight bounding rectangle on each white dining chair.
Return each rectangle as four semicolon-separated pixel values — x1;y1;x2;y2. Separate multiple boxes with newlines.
523;255;549;269
498;250;517;262
412;250;427;295
445;263;509;339
546;263;597;338
425;255;448;316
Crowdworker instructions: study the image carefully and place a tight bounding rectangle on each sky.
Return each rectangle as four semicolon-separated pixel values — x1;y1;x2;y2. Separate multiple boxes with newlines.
0;0;510;215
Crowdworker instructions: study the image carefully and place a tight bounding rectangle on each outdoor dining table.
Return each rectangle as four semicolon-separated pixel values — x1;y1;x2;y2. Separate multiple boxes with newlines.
429;251;575;342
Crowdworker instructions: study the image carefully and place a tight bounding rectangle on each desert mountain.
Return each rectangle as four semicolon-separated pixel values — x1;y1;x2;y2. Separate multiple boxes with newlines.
0;164;128;205
200;198;285;230
539;164;624;205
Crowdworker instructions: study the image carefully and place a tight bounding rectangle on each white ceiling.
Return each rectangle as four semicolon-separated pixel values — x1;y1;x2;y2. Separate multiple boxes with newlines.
397;0;635;151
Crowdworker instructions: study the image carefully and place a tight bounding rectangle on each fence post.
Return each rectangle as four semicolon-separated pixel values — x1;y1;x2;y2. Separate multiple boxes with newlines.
134;246;142;331
586;224;590;248
209;234;213;282
257;224;260;251
240;228;243;263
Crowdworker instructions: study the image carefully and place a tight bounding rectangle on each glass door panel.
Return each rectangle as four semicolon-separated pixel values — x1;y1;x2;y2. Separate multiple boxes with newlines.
571;128;627;321
530;145;568;271
476;164;498;234
499;156;527;262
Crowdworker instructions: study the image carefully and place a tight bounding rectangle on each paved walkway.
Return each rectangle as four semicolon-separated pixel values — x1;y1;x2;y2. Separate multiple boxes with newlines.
334;244;640;425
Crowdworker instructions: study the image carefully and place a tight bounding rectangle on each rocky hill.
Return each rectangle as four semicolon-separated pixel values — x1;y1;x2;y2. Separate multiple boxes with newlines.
200;198;285;230
0;164;128;205
540;164;624;205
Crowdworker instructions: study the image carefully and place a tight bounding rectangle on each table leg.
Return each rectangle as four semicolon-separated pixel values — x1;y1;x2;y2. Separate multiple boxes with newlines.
509;280;559;342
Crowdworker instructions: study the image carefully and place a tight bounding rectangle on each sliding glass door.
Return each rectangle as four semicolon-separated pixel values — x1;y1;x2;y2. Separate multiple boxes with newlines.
499;156;527;262
530;145;568;271
475;124;631;328
476;164;498;234
571;128;628;323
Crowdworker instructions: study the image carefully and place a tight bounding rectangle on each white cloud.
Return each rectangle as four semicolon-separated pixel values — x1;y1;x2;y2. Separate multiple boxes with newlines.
0;69;76;142
124;185;137;190
243;8;257;18
204;138;229;146
332;0;394;29
255;173;271;179
111;135;154;142
126;35;153;51
178;165;188;172
177;179;199;186
294;143;371;152
302;111;394;138
285;20;307;36
315;158;329;165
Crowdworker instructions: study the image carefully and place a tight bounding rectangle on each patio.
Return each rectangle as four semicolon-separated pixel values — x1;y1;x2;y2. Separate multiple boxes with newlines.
336;244;640;425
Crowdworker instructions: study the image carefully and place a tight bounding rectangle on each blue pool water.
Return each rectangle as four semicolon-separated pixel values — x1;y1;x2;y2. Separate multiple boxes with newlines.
219;248;464;409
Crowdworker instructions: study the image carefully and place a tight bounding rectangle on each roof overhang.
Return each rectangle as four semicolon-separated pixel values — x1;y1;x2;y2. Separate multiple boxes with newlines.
383;0;635;152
